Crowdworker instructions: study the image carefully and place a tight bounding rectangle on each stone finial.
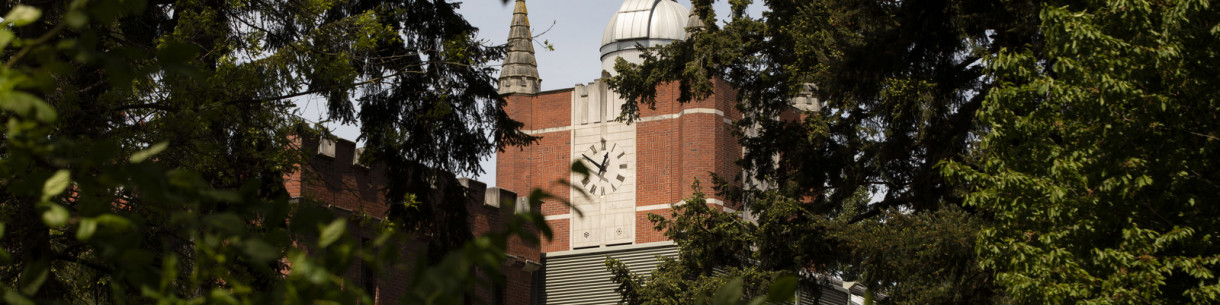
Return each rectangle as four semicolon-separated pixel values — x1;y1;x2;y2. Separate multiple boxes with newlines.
498;0;541;95
686;7;706;37
791;83;821;112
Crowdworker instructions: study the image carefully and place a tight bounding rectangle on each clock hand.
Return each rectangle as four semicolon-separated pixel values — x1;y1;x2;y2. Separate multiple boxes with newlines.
600;154;609;174
582;154;605;172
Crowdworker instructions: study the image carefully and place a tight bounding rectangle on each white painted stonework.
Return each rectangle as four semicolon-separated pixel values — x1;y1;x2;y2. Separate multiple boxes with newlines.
570;78;637;249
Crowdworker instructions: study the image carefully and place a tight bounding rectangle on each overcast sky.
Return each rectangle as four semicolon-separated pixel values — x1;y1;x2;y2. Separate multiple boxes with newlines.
298;0;763;186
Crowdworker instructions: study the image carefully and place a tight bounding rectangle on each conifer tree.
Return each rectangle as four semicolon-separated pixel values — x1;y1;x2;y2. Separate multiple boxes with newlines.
612;0;1219;304
0;0;541;303
607;0;1034;303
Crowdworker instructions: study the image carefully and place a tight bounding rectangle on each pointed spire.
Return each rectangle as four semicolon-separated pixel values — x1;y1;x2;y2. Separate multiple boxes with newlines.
687;9;706;32
499;0;540;95
686;5;706;39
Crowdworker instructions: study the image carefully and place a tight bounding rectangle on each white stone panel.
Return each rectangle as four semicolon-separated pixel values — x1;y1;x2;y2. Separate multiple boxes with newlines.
571;211;602;248
604;212;633;244
574;84;588;124
570;78;638;249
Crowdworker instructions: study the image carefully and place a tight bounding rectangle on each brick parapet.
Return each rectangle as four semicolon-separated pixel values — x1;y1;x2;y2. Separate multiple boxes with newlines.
293;135;391;218
287;133;540;304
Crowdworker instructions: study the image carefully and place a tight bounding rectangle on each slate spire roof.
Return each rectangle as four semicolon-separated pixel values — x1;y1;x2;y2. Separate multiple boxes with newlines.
498;0;541;95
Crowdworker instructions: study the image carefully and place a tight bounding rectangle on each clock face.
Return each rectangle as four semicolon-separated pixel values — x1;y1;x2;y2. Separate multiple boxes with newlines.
578;138;628;196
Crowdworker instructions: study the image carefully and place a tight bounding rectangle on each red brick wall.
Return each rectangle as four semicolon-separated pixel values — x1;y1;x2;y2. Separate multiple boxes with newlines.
500;90;575;253
289;135;540;304
637;119;679;206
635;210;671;243
498;79;743;252
503;268;535;305
292;136;391;218
534;134;574;217
499;91;574;217
633;80;741;205
633;80;742;241
503;90;573;131
504;94;534;130
533;90;573;130
290;210;424;305
543;219;570;253
498;129;571;252
497;141;532;209
468;200;540;305
284;135;304;197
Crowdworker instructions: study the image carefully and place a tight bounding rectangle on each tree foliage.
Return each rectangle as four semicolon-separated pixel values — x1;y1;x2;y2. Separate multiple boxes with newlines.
611;0;1220;303
610;0;1033;216
0;0;542;303
606;182;798;305
611;181;1002;305
607;0;1027;302
943;0;1220;303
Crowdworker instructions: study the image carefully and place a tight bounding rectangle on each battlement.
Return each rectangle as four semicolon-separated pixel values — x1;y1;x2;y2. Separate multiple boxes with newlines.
282;133;540;304
284;134;529;219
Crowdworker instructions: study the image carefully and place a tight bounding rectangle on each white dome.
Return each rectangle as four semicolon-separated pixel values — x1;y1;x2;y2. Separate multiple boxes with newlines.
599;0;689;73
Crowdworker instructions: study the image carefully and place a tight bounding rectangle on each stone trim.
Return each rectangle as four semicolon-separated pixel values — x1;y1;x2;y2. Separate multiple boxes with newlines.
635;108;725;123
545;240;676;257
521;107;731;135
635;198;727;212
522;125;573;135
544;214;573;221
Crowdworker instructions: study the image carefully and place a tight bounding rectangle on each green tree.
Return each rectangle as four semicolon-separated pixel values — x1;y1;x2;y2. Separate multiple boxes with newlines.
607;182;799;305
0;0;544;303
943;0;1220;303
607;0;1031;303
610;181;1002;304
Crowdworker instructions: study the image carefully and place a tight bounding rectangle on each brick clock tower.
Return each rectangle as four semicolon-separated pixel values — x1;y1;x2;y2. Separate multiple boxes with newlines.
496;0;743;303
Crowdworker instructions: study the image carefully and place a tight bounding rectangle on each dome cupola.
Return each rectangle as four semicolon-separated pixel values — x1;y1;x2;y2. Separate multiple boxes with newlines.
599;0;689;75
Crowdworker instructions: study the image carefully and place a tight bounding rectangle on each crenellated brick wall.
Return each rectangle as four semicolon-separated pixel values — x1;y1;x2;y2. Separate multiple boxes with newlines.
285;134;541;304
287;135;392;218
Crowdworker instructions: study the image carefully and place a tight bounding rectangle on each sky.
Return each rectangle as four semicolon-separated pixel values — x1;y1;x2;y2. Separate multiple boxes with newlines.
297;0;764;186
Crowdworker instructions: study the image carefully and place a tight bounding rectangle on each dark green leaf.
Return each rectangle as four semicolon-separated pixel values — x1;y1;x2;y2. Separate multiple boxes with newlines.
19;259;48;295
766;276;797;302
713;277;744;305
41;203;69;227
76;218;98;240
130;142;168;163
3;5;40;26
319;218;346;248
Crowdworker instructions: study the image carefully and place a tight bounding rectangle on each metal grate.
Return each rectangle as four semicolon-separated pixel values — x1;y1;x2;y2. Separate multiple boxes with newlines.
543;243;679;304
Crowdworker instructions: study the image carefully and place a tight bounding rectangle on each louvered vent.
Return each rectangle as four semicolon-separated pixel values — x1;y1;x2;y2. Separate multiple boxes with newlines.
542;242;679;304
